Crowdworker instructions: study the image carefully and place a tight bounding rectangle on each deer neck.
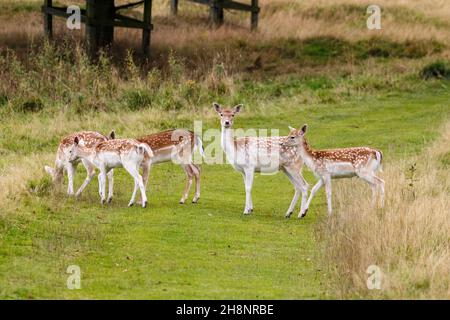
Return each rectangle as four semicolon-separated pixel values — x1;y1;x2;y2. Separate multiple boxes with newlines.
298;138;317;170
77;147;95;163
221;127;236;162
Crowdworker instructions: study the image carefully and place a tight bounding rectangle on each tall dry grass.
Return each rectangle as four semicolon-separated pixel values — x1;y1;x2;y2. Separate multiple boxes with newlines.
317;121;450;299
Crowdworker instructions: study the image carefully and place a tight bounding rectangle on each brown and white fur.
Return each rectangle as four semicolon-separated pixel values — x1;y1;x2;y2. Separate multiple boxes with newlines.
44;131;115;197
69;138;154;208
137;129;204;204
282;124;385;217
214;103;309;217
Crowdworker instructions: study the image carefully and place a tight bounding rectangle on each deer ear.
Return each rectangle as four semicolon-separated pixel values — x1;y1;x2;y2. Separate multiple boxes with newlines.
288;125;296;132
234;104;243;114
300;124;308;135
74;136;79;145
213;102;221;113
109;130;115;140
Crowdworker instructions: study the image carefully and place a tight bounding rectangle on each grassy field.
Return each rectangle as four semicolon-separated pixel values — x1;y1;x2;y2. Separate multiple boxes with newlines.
0;0;449;299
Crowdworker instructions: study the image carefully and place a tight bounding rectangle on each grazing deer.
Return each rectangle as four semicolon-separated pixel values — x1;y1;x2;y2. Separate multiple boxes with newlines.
281;124;385;217
44;131;115;197
137;129;204;204
214;103;309;217
69;138;154;208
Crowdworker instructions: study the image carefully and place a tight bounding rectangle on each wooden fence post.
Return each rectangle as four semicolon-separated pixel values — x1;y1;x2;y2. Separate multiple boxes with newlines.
171;0;179;15
142;0;153;57
210;0;224;27
86;0;115;59
43;0;53;38
251;0;259;30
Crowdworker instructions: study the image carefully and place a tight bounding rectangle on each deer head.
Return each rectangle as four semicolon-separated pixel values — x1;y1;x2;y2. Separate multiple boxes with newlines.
68;136;83;162
282;124;308;147
213;102;242;129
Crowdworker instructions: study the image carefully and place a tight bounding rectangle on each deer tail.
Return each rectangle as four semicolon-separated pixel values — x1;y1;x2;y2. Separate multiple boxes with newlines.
137;143;154;159
375;150;383;173
194;134;205;158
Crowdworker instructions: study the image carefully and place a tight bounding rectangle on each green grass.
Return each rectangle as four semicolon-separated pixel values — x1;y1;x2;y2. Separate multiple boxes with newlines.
0;82;449;299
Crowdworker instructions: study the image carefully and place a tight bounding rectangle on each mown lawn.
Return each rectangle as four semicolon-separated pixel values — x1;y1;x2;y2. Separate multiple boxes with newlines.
0;83;449;299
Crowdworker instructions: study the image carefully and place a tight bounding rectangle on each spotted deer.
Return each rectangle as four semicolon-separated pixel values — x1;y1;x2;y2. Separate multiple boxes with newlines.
69;138;154;208
44;131;115;197
137;129;204;204
282;124;385;217
214;103;309;217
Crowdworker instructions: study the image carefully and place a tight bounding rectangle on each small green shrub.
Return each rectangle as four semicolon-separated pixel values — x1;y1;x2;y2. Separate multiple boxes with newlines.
420;61;450;80
0;94;8;106
27;176;52;197
18;98;44;113
123;89;153;111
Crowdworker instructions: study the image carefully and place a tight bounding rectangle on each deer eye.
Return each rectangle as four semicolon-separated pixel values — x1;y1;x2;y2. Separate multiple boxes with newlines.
290;136;295;139
220;113;223;116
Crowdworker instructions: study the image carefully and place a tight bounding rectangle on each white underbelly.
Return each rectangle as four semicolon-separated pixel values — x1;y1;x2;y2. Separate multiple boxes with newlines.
325;162;356;178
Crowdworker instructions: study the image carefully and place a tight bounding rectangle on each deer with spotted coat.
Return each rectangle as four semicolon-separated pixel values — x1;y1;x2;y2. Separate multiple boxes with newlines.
137;129;204;204
281;124;385;217
214;103;309;217
44;131;115;197
68;137;154;208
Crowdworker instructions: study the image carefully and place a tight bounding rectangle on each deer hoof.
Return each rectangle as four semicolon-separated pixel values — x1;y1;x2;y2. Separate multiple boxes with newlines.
107;197;113;204
298;209;308;219
285;212;293;219
101;199;106;205
128;202;134;207
142;201;147;208
179;200;185;204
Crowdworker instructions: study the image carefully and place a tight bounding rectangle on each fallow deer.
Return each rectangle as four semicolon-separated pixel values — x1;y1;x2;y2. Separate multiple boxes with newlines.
281;124;385;217
44;131;115;197
69;138;154;208
214;103;309;217
137;129;204;204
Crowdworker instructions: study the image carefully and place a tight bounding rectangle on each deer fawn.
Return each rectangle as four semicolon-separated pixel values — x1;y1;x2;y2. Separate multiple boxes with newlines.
44;131;115;197
282;124;385;217
137;129;204;204
214;103;309;217
69;137;154;208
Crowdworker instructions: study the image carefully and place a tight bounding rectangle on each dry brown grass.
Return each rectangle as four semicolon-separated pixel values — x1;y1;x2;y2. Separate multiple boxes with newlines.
1;0;449;73
317;121;450;299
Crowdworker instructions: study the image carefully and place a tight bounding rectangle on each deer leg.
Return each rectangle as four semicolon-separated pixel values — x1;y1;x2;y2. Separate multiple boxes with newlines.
359;173;384;207
124;163;147;208
282;167;301;218
66;162;75;195
374;175;385;207
300;178;324;218
324;176;333;216
107;169;114;203
75;160;96;198
243;169;254;214
191;164;201;203
97;168;107;204
179;164;193;204
136;160;151;205
297;173;309;218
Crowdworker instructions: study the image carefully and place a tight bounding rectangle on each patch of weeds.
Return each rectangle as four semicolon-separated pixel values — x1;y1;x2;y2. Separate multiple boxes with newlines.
438;152;450;168
27;176;52;198
123;89;153;111
356;38;443;59
305;77;334;90
18;98;44;113
420;61;450;80
0;94;7;107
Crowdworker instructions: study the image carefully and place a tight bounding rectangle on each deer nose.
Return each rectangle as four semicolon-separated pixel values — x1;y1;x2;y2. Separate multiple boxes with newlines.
224;121;230;126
